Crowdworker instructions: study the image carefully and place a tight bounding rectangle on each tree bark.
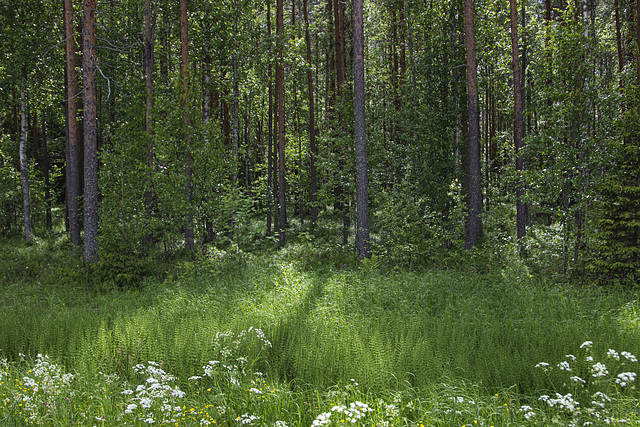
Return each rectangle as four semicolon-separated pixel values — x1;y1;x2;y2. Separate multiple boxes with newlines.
19;89;33;244
303;0;318;227
143;0;157;249
510;0;526;251
83;0;99;262
64;0;81;249
42;113;52;231
277;0;287;246
267;0;273;236
232;0;240;184
180;0;195;251
353;0;370;259
332;0;349;245
464;0;483;249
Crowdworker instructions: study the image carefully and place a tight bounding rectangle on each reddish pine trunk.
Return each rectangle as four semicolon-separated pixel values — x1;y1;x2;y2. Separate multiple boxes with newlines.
510;0;526;250
277;0;287;246
83;0;99;262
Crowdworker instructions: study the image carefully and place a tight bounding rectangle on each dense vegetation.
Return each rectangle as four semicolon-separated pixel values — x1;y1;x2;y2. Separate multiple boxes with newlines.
1;0;640;424
1;0;640;278
1;223;640;425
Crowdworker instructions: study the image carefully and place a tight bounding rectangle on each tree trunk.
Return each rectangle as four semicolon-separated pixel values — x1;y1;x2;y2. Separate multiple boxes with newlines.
510;0;526;252
277;0;287;246
333;0;349;245
42;113;52;231
267;0;273;236
464;0;483;249
353;0;370;259
83;0;99;262
232;0;240;184
64;0;81;248
636;0;640;82
303;0;318;227
19;89;32;243
180;0;195;251
143;0;157;249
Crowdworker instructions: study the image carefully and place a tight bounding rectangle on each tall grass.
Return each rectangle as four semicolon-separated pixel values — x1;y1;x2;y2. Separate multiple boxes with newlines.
0;235;639;425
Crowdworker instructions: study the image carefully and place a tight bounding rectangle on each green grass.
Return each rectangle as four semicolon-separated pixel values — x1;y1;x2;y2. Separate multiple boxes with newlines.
0;234;639;426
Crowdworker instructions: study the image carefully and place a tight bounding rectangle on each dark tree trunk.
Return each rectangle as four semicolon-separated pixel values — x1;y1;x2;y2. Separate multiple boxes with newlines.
615;0;624;74
303;0;318;227
333;0;349;245
180;0;194;251
42;113;52;231
510;0;526;251
636;0;640;82
232;0;240;184
464;0;483;249
277;0;286;246
266;0;273;236
83;0;99;262
353;0;370;259
19;89;32;243
143;0;157;249
64;0;81;248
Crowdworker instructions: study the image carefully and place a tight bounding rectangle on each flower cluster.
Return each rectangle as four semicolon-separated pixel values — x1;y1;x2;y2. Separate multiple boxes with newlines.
311;401;373;426
10;354;75;424
121;361;185;425
533;341;638;424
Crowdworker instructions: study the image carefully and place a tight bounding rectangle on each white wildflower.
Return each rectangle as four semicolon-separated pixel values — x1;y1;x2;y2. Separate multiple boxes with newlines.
607;349;620;361
566;354;577;361
558;361;572;371
519;406;536;420
580;341;593;349
570;376;586;384
621;351;638;362
615;372;637;387
591;362;609;377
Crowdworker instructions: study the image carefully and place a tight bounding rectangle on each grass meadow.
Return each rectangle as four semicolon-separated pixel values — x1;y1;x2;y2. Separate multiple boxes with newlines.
0;232;639;426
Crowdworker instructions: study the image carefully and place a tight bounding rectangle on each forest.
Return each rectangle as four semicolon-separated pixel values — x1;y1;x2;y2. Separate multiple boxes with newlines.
1;0;640;425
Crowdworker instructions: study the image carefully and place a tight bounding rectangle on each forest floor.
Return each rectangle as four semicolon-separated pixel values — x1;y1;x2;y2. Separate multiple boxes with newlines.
0;231;639;426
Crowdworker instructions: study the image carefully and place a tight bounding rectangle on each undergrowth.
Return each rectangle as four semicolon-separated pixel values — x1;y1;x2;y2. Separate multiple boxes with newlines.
0;233;639;425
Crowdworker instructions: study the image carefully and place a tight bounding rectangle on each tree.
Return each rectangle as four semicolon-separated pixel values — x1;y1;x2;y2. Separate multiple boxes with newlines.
303;0;318;227
353;0;370;259
19;88;32;243
464;0;482;249
64;0;81;249
266;0;274;236
83;0;99;263
181;0;195;251
276;0;286;246
509;0;525;253
143;0;157;248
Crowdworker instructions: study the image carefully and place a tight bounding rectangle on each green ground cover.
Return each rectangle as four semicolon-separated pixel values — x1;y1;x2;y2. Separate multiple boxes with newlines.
0;235;639;426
